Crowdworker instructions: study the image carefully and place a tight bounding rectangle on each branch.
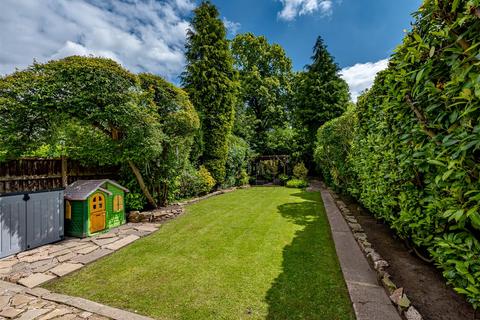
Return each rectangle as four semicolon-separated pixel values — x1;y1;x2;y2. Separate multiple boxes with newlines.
128;160;158;208
405;95;441;145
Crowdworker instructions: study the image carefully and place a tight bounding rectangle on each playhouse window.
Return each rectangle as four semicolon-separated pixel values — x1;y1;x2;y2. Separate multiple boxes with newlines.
113;195;124;212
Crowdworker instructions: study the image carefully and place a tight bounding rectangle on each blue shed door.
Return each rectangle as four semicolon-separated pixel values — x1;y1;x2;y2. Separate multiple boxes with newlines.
26;191;64;250
0;190;64;258
0;194;27;258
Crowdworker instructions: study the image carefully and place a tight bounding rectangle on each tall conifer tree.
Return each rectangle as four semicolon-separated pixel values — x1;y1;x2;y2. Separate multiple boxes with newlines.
293;36;350;168
181;1;237;184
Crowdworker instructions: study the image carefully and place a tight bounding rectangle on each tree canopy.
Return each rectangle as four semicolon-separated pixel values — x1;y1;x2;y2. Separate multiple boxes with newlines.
181;0;237;184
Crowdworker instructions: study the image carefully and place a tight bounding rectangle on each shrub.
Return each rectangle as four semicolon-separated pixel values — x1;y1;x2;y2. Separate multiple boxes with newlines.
286;179;308;188
343;1;480;308
314;104;356;193
177;164;216;199
223;135;251;188
278;173;290;185
197;166;216;194
293;162;308;180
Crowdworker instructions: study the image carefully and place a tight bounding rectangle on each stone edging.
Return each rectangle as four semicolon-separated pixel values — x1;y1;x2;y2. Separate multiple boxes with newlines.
330;189;424;320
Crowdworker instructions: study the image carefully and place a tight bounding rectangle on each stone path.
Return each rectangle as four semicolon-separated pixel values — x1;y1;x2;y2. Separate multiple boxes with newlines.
0;280;152;320
0;223;160;288
315;182;402;320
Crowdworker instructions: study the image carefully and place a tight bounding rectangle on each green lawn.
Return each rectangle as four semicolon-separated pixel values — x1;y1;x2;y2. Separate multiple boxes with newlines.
45;187;354;320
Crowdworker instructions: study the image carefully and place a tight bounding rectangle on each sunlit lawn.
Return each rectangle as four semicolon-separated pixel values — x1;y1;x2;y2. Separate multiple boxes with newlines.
45;187;354;320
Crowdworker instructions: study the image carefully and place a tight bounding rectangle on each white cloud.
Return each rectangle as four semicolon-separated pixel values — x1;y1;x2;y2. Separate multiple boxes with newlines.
278;0;333;21
340;58;389;102
223;18;241;36
0;0;195;82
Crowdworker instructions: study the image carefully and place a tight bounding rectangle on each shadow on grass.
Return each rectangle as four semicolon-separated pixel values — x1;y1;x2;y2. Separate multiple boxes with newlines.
265;191;354;320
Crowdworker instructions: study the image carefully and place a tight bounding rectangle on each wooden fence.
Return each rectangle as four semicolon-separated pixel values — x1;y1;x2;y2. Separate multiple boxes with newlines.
0;158;119;194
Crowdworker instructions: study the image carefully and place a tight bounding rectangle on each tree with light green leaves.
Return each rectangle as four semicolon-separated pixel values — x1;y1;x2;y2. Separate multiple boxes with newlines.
293;36;350;168
181;1;237;185
231;33;293;153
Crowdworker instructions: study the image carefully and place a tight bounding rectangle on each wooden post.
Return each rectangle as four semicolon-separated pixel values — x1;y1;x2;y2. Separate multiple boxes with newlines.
61;156;68;188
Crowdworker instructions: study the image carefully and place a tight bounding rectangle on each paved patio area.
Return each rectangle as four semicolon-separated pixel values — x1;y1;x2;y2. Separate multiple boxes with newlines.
0;223;160;289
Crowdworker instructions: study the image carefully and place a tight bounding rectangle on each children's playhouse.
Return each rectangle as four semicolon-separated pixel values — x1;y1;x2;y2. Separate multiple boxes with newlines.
64;179;129;237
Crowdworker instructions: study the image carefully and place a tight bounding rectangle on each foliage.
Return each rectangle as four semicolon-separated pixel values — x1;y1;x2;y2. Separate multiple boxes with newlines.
286;179;308;188
182;1;237;184
265;127;302;159
0;56;200;208
223;135;251;187
137;73;199;205
278;173;290;185
232;33;293;152
339;0;480;307
258;160;279;181
292;36;350;168
177;163;216;199
293;162;308;180
314;104;357;193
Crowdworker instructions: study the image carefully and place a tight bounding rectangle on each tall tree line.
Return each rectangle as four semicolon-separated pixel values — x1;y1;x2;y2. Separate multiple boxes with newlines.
183;1;350;180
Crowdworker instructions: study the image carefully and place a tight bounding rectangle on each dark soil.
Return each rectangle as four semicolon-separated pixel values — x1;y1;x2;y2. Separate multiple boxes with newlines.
336;193;477;320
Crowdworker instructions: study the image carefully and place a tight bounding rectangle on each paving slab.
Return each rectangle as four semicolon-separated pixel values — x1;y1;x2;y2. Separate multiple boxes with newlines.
76;245;99;255
70;249;113;265
320;187;401;320
103;235;139;251
0;306;24;318
17;274;56;289
49;263;83;277
17;308;50;320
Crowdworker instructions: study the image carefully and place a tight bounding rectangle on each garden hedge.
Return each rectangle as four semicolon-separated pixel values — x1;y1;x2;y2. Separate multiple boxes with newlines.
316;0;480;307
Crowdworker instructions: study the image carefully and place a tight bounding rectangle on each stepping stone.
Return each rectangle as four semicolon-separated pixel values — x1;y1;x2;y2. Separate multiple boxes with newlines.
10;293;34;306
0;259;19;269
49;263;83;277
33;260;59;273
134;225;158;233
38;308;73;320
104;235;139;251
0;307;24;319
57;252;77;263
96;233;117;240
18;308;50;320
0;295;10;308
50;249;72;258
76;245;99;255
25;287;50;298
92;237;119;247
18;273;56;288
71;249;113;265
19;252;51;263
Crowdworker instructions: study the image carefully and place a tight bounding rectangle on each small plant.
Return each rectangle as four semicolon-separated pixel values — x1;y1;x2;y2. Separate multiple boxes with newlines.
197;166;216;195
286;179;308;188
238;169;250;186
278;173;289;185
293;162;308;180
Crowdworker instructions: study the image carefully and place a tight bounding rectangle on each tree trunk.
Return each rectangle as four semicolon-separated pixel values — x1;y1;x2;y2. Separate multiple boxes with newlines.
128;160;157;208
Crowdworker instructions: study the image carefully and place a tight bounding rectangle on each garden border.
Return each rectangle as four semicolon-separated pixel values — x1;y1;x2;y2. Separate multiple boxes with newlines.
325;184;424;320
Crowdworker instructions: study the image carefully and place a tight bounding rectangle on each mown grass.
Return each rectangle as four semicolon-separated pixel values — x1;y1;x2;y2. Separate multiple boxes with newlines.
45;187;354;320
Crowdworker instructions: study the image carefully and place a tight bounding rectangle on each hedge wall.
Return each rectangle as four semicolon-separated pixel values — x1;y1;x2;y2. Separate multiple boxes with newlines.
316;0;480;307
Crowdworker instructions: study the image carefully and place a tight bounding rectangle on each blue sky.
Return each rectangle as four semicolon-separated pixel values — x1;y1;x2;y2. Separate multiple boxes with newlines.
0;0;422;100
214;0;421;70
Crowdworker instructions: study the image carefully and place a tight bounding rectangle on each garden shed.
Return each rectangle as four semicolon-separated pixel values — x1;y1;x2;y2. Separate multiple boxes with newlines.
64;179;128;238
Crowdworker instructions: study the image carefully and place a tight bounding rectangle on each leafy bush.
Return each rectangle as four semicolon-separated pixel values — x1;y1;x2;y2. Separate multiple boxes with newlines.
125;193;147;211
293;162;308;180
177;164;216;199
286;179;308;188
223;135;251;188
339;0;480;307
314;104;356;193
278;173;290;185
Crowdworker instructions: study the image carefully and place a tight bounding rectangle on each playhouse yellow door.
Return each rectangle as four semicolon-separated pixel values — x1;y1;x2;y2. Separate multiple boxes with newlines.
90;193;106;233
